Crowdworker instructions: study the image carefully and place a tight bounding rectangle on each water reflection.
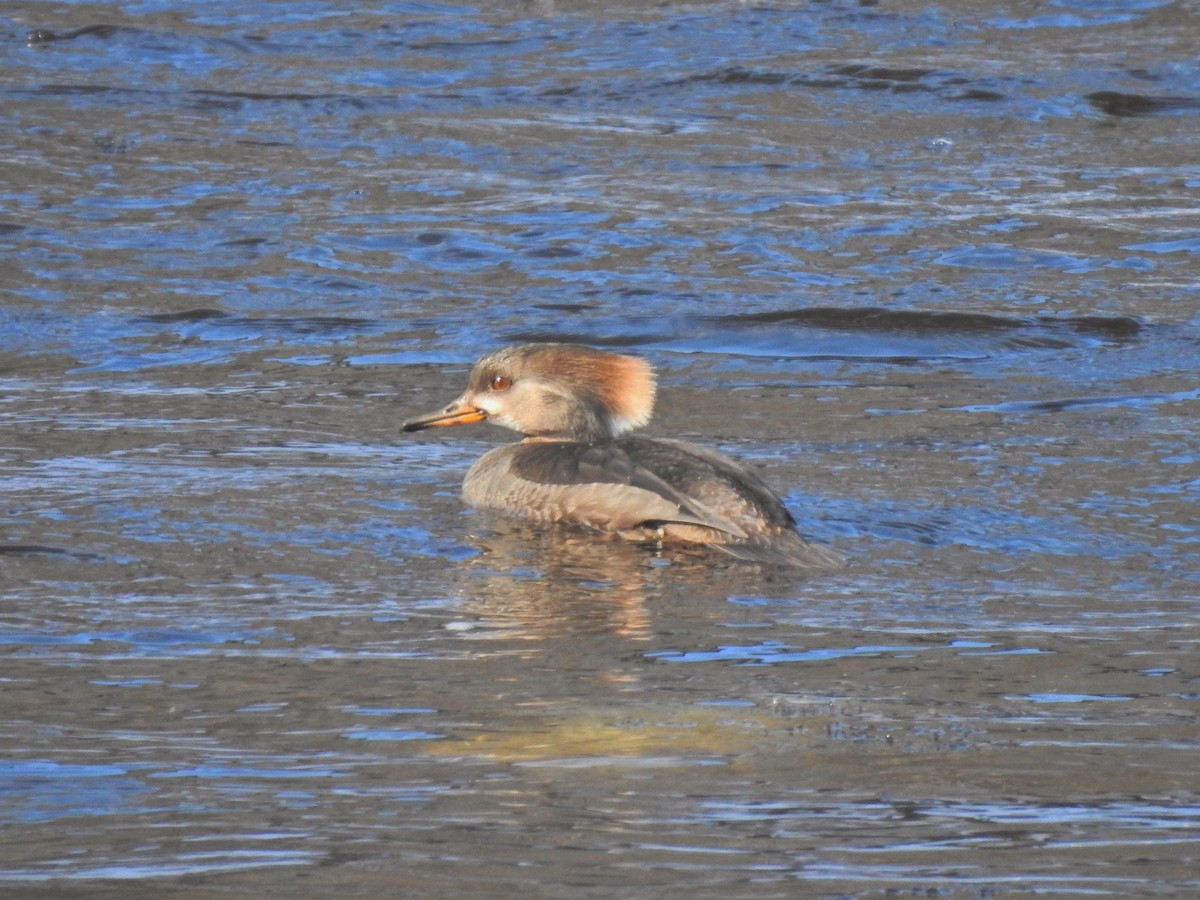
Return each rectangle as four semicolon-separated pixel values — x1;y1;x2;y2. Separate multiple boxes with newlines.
453;522;661;641
449;514;839;644
3;0;1199;892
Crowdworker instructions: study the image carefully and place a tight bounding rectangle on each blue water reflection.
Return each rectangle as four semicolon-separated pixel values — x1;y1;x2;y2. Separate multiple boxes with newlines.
2;0;1199;893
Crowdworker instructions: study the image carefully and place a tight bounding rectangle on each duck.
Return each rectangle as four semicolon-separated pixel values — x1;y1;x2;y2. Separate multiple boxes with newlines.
403;343;843;568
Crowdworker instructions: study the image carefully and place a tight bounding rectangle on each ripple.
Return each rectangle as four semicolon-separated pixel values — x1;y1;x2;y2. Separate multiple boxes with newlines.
1087;91;1200;117
648;641;930;665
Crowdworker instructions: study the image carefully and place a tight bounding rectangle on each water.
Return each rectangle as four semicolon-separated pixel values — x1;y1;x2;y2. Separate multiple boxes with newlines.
2;0;1199;895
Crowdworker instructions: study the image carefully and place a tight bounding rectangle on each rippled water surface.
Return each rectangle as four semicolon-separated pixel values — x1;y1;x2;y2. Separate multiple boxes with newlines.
2;0;1199;896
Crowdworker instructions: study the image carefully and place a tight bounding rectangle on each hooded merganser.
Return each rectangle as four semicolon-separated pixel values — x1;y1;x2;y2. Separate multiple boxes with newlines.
403;343;842;568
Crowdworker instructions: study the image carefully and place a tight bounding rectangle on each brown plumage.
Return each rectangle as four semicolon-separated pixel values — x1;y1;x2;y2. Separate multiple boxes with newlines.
403;343;843;569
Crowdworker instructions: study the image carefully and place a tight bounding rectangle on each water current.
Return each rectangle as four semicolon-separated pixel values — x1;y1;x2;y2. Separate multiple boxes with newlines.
2;1;1198;896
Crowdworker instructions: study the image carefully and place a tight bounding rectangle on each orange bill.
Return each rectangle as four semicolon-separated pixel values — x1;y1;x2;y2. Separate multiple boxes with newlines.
402;400;488;432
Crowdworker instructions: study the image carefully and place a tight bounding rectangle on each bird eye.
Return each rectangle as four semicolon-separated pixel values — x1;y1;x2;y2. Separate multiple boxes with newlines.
490;374;511;391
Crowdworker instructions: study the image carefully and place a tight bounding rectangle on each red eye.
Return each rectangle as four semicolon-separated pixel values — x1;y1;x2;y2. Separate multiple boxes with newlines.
490;374;511;391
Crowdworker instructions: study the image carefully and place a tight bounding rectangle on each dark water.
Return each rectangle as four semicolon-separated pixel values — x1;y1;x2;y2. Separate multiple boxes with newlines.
2;0;1199;896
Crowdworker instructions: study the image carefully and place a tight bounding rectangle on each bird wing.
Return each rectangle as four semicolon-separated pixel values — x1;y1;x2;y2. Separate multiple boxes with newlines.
506;440;750;538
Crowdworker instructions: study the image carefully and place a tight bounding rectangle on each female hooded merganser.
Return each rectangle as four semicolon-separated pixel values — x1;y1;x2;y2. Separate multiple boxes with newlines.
403;344;843;569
